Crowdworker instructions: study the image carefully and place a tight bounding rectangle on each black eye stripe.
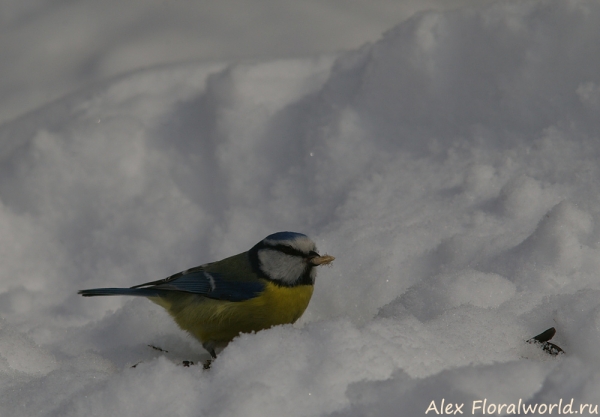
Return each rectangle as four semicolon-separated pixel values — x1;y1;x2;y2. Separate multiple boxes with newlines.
269;244;311;257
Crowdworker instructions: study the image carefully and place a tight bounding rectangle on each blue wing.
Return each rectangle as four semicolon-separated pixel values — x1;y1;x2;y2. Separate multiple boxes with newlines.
79;260;265;302
135;265;265;301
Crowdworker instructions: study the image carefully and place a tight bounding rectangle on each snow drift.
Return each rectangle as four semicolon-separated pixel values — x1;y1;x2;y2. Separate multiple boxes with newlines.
1;0;600;415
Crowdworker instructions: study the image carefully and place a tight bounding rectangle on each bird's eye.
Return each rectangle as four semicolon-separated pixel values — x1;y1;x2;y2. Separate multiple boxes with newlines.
308;250;320;258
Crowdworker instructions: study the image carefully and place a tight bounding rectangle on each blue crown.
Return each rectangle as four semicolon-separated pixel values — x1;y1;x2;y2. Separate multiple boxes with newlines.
264;231;307;241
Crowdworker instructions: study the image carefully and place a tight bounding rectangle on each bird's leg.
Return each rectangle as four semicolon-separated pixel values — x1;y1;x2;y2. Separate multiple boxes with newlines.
202;341;218;359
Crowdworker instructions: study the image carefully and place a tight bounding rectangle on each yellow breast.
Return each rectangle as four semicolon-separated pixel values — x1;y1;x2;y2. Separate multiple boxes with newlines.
151;281;314;347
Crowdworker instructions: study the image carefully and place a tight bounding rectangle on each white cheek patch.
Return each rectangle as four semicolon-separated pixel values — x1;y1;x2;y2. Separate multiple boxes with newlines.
258;249;307;285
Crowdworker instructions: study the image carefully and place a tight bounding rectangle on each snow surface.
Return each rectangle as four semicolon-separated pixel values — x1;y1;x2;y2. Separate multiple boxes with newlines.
2;0;600;416
0;0;485;125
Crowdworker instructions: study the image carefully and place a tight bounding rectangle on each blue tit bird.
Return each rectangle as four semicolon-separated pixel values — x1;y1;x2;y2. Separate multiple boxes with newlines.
79;232;334;358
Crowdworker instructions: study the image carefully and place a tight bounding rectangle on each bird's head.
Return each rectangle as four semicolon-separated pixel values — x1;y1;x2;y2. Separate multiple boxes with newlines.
249;232;334;286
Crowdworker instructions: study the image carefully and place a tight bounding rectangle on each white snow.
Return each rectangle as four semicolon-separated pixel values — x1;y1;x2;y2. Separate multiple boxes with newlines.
2;0;600;416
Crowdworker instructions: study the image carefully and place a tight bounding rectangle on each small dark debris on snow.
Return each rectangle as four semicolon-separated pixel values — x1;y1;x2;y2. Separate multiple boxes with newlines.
527;327;564;356
148;344;169;353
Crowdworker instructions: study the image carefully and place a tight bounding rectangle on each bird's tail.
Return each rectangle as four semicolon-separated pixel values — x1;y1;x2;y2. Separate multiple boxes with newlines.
78;287;164;297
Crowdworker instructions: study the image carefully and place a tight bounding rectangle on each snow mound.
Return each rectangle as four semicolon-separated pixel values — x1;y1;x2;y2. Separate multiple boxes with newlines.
2;1;600;416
